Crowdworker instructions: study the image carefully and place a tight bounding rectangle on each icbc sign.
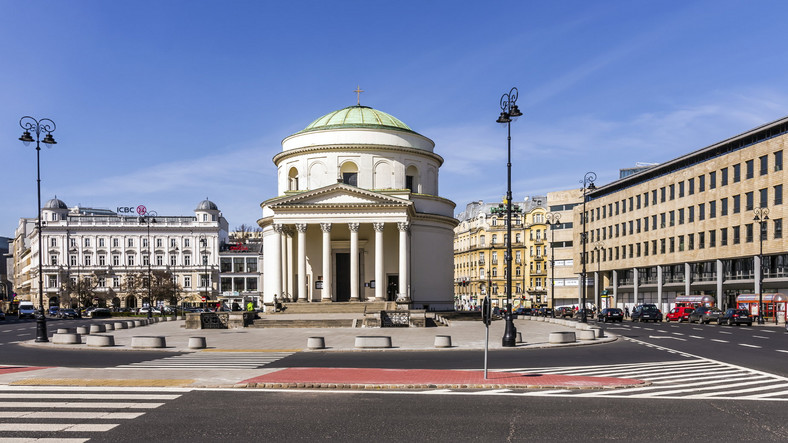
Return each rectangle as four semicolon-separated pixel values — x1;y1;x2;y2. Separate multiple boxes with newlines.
116;204;148;215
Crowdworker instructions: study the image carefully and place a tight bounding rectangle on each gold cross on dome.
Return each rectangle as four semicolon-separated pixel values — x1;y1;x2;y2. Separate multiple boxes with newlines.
354;85;364;105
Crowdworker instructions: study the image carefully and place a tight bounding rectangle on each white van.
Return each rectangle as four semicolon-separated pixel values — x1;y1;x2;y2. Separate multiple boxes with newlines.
18;302;36;319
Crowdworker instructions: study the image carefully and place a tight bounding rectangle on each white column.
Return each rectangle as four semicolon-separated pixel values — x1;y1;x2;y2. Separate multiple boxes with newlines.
374;222;385;301
271;224;283;301
280;228;288;300
684;262;691;297
716;259;724;308
321;223;332;302
397;222;410;302
349;223;360;301
285;229;293;301
612;270;618;308
296;223;307;302
633;267;639;306
657;265;664;310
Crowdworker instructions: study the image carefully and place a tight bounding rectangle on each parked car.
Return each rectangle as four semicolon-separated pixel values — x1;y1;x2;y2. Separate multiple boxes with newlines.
666;306;695;322
138;307;162;315
48;306;60;317
598;308;624;323
85;307;112;318
537;307;553;317
631;304;663;322
18;302;37;319
0;311;5;321
555;307;574;318
718;309;753;326
688;306;723;324
58;309;80;319
513;307;531;318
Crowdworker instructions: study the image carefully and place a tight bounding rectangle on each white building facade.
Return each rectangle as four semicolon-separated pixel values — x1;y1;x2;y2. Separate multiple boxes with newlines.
259;104;457;310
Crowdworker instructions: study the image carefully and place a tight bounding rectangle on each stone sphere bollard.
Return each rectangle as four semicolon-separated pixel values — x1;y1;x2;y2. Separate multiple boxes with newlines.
188;336;207;349
434;335;452;348
307;337;325;349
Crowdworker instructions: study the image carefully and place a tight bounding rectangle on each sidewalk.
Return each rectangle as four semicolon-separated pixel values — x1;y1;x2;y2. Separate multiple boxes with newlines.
0;316;642;390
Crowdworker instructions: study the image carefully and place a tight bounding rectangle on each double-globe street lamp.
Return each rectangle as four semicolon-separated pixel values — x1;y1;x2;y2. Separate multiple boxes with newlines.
753;207;769;324
19;116;57;343
580;172;597;323
545;212;561;317
496;87;523;347
139;210;158;319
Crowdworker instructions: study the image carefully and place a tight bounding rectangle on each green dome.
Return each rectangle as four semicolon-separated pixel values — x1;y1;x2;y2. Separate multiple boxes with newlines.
299;105;415;134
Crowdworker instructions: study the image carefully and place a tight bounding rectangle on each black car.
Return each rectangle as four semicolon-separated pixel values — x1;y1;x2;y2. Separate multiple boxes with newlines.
513;307;531;318
555;307;574;318
718;309;753;326
598;308;624;323
85;307;112;318
58;309;80;319
689;306;723;324
537;307;553;317
631;304;663;322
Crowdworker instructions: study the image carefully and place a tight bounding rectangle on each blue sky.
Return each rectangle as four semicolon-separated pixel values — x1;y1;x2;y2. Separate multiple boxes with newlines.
3;0;788;236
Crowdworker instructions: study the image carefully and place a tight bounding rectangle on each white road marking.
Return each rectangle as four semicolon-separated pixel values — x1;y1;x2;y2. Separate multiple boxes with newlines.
711;339;729;343
0;423;119;432
739;344;761;348
0;401;164;409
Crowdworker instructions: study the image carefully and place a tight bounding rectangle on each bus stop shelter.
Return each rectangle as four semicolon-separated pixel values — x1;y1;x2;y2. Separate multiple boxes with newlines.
736;293;787;324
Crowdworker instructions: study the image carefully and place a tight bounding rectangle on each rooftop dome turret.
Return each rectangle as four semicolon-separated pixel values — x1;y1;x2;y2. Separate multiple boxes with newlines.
196;198;218;211
43;197;67;210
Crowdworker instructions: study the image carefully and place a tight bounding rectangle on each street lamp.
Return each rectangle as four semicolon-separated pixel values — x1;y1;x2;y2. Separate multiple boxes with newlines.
19;116;57;343
545;212;561;317
580;172;597;323
594;241;605;312
139;210;157;318
496;87;523;347
753;207;769;325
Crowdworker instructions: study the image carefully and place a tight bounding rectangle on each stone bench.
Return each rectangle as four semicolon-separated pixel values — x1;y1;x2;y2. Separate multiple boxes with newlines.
188;337;207;349
589;327;605;338
548;331;576;344
52;333;81;344
56;328;74;334
434;335;452;348
131;336;166;349
87;335;115;347
307;337;325;350
355;336;392;348
105;323;115;331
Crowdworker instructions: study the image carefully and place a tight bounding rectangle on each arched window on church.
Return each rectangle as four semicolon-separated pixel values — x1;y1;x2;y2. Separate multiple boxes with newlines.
288;167;299;191
340;162;358;186
405;165;419;193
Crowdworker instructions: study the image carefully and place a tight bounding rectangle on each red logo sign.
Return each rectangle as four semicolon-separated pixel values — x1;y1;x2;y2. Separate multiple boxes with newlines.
136;205;147;216
229;244;249;251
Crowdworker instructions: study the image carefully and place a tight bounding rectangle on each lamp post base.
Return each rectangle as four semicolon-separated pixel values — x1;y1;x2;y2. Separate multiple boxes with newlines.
35;310;48;343
502;313;517;347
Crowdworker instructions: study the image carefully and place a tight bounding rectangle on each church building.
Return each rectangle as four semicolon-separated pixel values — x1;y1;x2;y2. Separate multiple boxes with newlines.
258;100;457;310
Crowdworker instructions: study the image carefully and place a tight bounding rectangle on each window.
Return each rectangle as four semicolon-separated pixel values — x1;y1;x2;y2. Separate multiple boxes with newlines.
98;255;106;266
698;175;705;192
709;171;716;189
745;191;754;211
142;255;149;266
112;255;120;266
156;255;163;266
775;150;783;172
660;239;666;254
746;159;754;179
70;238;76;247
733;226;740;244
170;238;177;248
745;223;754;243
760;188;768;208
170;255;177;266
669;184;675;200
98;238;105;247
113;277;120;288
50;238;57;247
660;213;666;228
721;167;728;186
185;239;191;247
644;192;649;207
709;201;716;218
678;181;684;198
652;215;657;230
733;164;741;182
637;195;641;209
156;238;163;247
776;185;783;205
660;187;666;203
128;238;134;247
775;219;783;239
48;275;58;288
70;255;77;266
142;238;148;248
84;255;92;266
698;203;705;221
699;232;705;249
679;235;685;251
733;195;741;213
688;178;695;195
721;198;728;216
652;190;657;205
678;208;684;224
669;237;675;253
246;257;257;272
343;172;358;186
184;276;191;288
127;255;135;266
113;238;119;247
50;255;58;266
184;255;191;266
721;228;728;246
84;238;91;247
760;155;768;176
688;206;694;223
669;211;675;226
709;230;716;248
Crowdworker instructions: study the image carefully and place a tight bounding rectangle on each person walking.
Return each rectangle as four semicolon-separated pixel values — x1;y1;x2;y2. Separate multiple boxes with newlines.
625;306;630;318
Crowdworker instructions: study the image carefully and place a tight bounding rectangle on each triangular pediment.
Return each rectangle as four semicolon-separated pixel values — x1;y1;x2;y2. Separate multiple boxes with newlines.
268;183;411;208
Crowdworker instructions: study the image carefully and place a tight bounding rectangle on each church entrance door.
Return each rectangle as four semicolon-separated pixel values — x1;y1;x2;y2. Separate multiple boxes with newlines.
335;253;350;302
387;275;399;301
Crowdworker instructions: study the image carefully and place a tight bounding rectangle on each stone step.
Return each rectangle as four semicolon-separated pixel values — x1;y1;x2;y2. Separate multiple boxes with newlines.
249;319;356;328
268;301;394;314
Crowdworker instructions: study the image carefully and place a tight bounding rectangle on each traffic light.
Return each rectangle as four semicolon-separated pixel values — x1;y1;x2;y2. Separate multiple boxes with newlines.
481;296;492;326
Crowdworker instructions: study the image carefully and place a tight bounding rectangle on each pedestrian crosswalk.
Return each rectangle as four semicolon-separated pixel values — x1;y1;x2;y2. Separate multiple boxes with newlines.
114;351;294;370
0;386;187;441
492;358;788;401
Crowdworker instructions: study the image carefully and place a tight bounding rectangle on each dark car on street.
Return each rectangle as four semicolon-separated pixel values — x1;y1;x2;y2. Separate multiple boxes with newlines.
555;307;574;318
58;309;80;319
689;306;723;324
718;309;753;326
85;307;112;318
513;307;531;318
48;306;60;317
537;307;553;317
631;304;663;322
597;308;624;323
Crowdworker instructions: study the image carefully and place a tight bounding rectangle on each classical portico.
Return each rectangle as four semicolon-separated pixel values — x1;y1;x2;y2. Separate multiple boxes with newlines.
259;103;457;310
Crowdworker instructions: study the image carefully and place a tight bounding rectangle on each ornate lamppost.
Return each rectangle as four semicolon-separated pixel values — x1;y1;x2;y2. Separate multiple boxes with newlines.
139;210;157;318
580;172;597;323
753;207;769;324
545;212;561;317
496;87;523;347
19;116;57;342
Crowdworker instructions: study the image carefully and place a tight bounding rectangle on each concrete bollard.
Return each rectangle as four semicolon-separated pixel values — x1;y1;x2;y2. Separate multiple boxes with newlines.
52;333;81;344
578;330;596;341
76;326;90;335
307;337;325;350
87;335;115;347
131;336;166;348
113;322;128;330
355;336;392;348
56;328;74;334
589;327;605;338
536;316;545;322
105;323;115;331
434;335;452;348
125;321;136;329
134;320;143;327
548;331;576;344
188;336;207;349
89;324;106;334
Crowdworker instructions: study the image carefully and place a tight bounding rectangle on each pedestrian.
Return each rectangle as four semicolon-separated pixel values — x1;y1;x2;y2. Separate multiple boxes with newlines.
625;306;630;318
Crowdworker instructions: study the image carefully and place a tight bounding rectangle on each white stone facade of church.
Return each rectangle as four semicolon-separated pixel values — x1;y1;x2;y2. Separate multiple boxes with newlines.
258;105;457;310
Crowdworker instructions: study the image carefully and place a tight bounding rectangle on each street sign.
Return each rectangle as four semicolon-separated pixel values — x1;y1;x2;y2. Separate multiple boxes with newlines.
481;296;492;325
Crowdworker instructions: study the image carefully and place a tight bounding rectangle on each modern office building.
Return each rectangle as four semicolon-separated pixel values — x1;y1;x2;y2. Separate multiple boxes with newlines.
218;239;263;310
10;197;228;310
258;103;458;310
576;116;788;320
